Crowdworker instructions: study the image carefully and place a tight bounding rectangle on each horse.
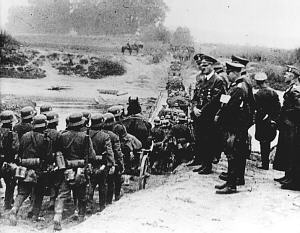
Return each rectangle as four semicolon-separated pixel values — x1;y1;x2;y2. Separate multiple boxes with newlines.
122;97;152;148
121;43;143;55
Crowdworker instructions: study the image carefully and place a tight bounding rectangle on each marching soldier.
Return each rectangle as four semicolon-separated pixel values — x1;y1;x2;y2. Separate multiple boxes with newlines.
190;55;226;174
53;113;96;231
45;112;61;210
102;113;124;203
0;111;19;210
88;114;114;212
254;73;280;170
273;66;300;190
10;114;54;224
13;106;35;140
214;62;254;194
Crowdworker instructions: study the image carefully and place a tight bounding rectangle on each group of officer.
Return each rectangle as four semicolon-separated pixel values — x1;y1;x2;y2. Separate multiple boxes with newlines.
0;104;136;231
188;52;292;194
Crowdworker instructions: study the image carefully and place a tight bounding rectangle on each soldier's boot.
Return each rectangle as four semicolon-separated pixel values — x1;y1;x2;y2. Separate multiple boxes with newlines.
4;181;15;210
215;186;237;194
215;182;228;190
236;156;246;186
53;214;62;231
106;175;114;205
219;160;233;181
198;163;212;175
216;160;237;194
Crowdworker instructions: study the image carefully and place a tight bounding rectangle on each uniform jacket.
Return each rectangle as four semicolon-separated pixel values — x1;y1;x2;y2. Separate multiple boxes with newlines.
254;86;280;141
45;128;61;153
167;123;192;142
59;129;95;161
19;130;54;171
0;127;19;162
102;129;123;169
217;77;254;133
89;129;114;167
192;72;226;121
13;122;33;141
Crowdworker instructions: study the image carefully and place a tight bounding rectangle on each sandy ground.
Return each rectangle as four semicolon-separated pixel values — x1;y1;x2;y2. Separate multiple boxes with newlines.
1;46;299;233
2;158;299;233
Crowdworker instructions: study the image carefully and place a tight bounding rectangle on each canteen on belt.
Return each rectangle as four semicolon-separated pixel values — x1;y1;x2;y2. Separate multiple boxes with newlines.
56;152;66;170
21;158;40;167
67;159;85;168
15;166;27;179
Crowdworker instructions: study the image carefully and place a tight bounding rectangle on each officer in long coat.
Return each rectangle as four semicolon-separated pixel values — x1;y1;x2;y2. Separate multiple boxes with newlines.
53;113;96;231
88;114;114;212
10;115;53;224
190;55;226;174
0;111;19;210
215;62;254;194
273;65;300;190
254;73;280;170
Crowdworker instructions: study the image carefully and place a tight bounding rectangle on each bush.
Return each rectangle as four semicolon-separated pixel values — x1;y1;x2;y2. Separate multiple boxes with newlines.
88;59;126;78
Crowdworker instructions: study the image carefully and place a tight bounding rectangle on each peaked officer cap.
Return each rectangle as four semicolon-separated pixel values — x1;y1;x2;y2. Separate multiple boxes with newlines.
226;62;245;73
231;55;249;66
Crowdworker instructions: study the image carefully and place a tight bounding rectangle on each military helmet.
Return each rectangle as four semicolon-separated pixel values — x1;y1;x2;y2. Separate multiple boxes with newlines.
0;110;14;124
103;113;115;123
91;114;104;128
113;124;127;138
108;105;122;117
68;113;85;127
21;106;35;120
178;112;187;121
40;104;53;115
153;117;161;125
33;114;47;129
46;111;59;124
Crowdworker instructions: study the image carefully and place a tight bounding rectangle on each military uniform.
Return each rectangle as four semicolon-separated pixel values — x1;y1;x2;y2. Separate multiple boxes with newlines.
53;113;96;231
254;73;280;169
88;114;115;211
191;66;225;172
10;115;53;224
0;111;19;210
150;123;166;173
165;114;193;168
216;73;254;192
13;106;35;140
102;117;124;204
273;83;300;188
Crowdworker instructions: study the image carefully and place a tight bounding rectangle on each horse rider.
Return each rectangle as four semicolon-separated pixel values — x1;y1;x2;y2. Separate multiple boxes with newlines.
214;62;254;194
254;72;280;170
53;113;96;231
190;55;226;174
0;110;19;210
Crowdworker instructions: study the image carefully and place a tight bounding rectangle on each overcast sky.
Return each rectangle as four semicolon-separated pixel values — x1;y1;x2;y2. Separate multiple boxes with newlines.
1;0;300;49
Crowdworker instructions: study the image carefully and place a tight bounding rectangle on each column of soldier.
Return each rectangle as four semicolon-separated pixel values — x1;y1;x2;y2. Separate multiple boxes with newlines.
188;52;300;194
0;104;143;231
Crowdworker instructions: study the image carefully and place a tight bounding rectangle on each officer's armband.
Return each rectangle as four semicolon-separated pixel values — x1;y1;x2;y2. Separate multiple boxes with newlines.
220;94;231;104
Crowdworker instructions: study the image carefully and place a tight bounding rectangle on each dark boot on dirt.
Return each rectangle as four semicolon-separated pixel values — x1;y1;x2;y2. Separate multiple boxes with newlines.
236;178;245;186
219;173;228;181
215;182;228;190
216;186;237;194
198;165;212;175
9;213;17;226
53;221;62;231
274;176;287;182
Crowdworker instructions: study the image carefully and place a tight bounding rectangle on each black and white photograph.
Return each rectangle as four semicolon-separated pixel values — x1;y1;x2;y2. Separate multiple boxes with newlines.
0;0;300;232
